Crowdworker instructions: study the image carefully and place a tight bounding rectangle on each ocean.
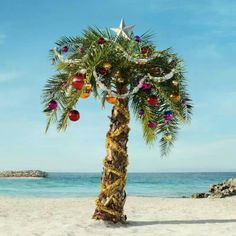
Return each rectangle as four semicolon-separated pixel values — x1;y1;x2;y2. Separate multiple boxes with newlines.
0;172;235;198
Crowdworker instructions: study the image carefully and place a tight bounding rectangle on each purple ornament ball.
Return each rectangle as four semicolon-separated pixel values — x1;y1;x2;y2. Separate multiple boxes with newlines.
138;109;145;116
62;46;69;53
48;100;58;110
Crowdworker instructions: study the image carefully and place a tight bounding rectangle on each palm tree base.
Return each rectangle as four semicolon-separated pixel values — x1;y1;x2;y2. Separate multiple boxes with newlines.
92;210;127;224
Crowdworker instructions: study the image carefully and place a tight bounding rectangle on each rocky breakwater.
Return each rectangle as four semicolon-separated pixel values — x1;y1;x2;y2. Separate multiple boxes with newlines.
192;178;236;198
0;170;48;178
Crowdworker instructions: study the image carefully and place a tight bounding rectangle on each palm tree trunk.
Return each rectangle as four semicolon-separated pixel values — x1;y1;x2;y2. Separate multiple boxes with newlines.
92;84;130;223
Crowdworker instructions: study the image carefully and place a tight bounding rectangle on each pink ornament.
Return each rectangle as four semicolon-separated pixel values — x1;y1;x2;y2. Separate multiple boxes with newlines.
164;114;173;121
147;121;157;129
142;83;152;90
164;111;173;121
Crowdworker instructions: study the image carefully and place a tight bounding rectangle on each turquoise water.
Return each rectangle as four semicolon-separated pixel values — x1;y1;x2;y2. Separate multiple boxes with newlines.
0;172;235;198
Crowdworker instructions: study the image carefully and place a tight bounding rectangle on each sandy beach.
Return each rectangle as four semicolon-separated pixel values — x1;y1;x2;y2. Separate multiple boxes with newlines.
0;197;235;236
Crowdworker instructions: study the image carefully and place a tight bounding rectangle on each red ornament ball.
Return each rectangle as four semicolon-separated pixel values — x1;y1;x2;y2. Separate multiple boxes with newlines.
98;37;106;45
98;67;108;75
147;95;158;106
72;74;85;90
147;121;157;129
68;110;80;121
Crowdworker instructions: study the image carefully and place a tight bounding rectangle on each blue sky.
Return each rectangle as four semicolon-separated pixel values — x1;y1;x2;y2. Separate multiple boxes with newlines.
0;0;235;172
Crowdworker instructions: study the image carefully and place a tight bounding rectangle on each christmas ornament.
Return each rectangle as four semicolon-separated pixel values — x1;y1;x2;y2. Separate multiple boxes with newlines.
172;80;178;86
72;74;85;90
80;91;90;99
134;35;141;42
98;37;106;45
113;70;121;78
164;134;172;141
111;19;134;39
141;82;152;90
105;95;117;105
147;121;157;129
68;110;80;121
164;111;173;121
147;95;158;106
98;67;108;75
138;109;144;117
62;46;69;53
141;46;151;54
170;94;181;103
80;83;92;99
48;100;58;110
103;62;112;70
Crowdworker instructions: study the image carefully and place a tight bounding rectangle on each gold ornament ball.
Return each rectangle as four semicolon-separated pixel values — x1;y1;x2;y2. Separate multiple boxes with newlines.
170;94;181;103
80;91;90;99
103;62;112;70
172;80;179;86
164;134;172;142
105;95;117;105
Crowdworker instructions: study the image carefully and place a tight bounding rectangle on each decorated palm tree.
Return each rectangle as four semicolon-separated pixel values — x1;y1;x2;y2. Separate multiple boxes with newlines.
42;19;192;223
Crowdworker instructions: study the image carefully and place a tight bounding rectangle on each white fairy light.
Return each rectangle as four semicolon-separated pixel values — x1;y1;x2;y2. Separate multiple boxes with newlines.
147;69;176;83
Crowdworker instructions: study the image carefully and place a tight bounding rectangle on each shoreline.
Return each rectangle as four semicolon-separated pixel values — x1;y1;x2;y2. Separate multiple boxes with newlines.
0;177;44;179
0;196;235;235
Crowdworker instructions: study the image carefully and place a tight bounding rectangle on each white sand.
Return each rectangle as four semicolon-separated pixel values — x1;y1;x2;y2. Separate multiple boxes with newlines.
0;197;236;236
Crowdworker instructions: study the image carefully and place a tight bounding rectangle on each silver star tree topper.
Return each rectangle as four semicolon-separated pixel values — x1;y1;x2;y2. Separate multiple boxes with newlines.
111;19;134;39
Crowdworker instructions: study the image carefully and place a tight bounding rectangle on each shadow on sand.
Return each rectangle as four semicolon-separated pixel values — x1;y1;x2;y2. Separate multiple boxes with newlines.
126;219;236;227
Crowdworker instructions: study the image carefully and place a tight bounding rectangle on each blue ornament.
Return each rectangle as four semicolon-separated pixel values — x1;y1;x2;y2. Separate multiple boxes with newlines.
134;35;141;42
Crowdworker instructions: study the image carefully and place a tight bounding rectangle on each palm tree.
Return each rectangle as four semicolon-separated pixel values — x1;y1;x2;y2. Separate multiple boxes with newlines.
42;20;192;224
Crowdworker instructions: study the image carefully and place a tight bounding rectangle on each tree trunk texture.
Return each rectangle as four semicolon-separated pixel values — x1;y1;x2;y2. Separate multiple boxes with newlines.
92;84;130;223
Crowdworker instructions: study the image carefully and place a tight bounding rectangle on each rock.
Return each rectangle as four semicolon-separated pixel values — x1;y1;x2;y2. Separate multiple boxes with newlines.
208;178;236;198
0;170;48;178
193;178;236;199
225;178;236;187
191;193;209;198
